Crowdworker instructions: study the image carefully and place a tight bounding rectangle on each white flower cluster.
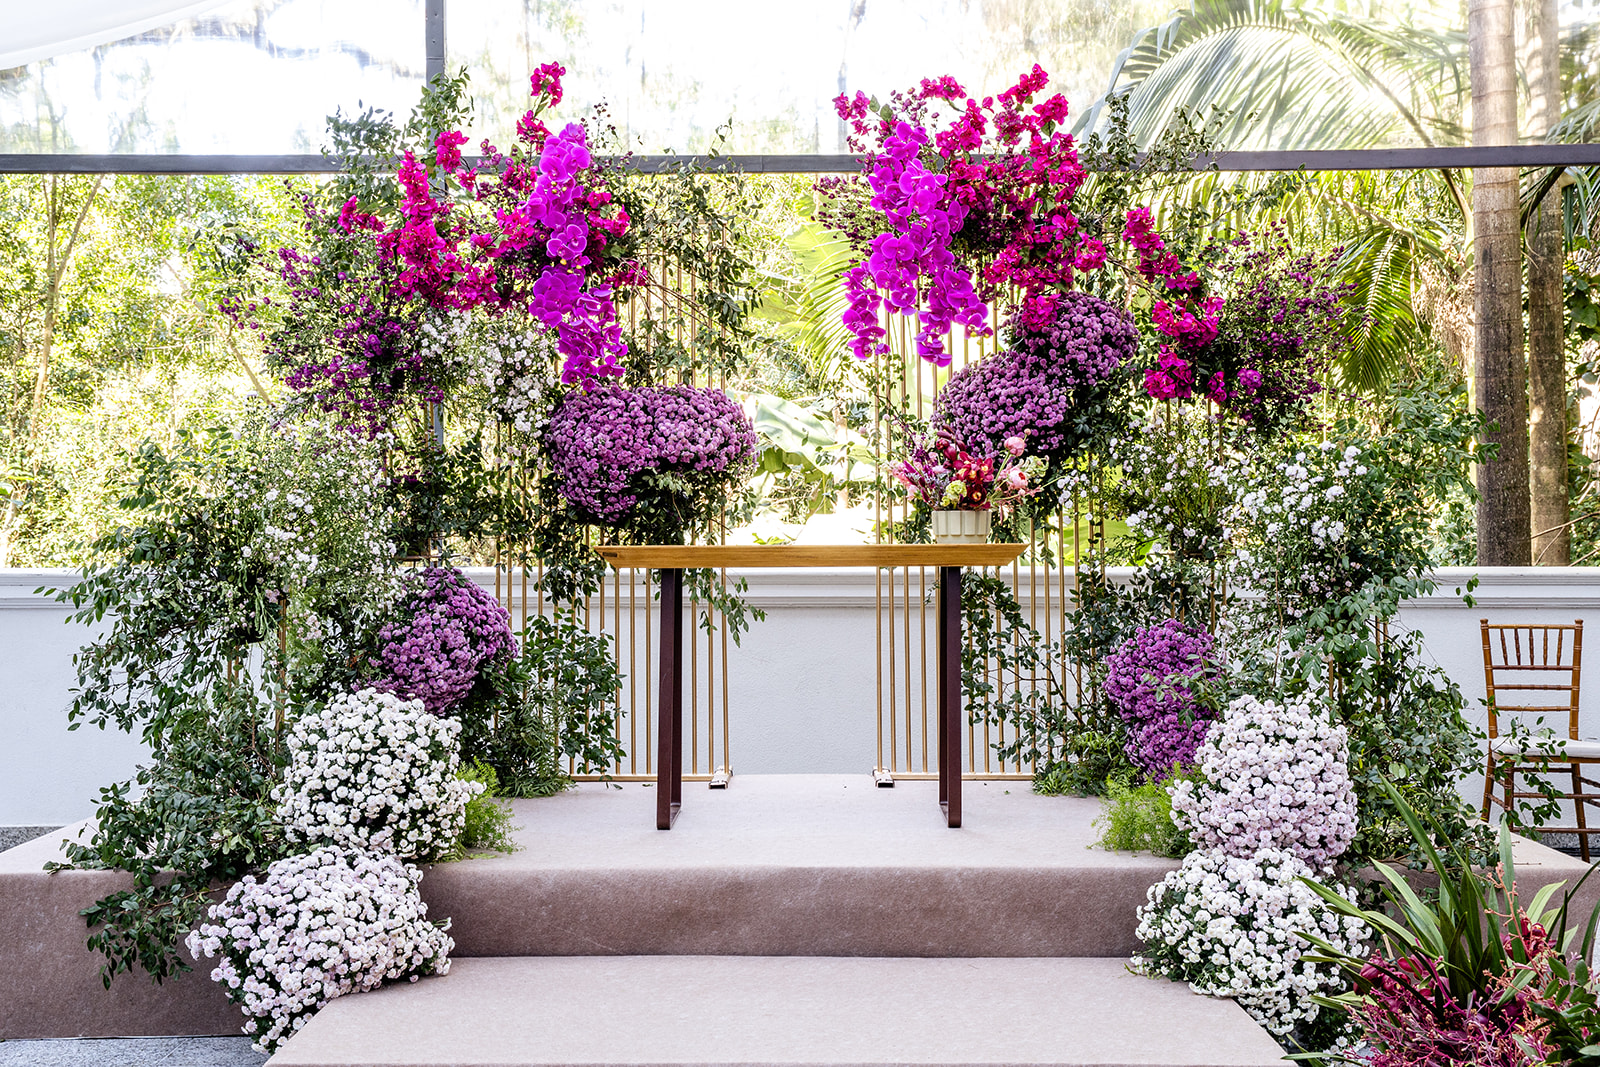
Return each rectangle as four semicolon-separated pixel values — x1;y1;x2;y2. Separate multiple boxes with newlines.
274;688;481;862
439;313;560;436
1132;848;1367;1035
1105;414;1240;560
1233;440;1377;608
186;847;453;1053
226;419;402;627
1237;442;1363;549
1170;694;1358;869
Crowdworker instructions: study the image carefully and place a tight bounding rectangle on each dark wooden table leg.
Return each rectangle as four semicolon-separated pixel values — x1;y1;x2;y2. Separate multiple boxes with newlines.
938;565;962;828
657;567;684;829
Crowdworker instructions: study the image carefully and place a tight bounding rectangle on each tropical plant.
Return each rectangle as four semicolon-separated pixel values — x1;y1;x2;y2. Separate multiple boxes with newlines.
1301;782;1600;1066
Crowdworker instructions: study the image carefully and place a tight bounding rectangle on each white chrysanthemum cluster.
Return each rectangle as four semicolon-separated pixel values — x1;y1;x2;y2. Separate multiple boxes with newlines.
186;847;453;1053
1170;694;1358;869
1132;848;1367;1035
274;688;481;862
1100;414;1241;562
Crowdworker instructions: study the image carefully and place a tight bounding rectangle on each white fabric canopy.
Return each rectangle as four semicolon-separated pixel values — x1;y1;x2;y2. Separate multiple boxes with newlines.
1;0;236;71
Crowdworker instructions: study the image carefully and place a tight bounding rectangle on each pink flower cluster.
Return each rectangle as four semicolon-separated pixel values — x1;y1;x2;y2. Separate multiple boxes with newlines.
1169;694;1357;870
1103;619;1217;778
261;61;636;430
839;120;987;365
369;566;518;715
1122;207;1224;402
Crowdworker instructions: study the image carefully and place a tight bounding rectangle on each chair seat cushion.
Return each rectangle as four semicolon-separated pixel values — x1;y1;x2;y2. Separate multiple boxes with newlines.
1490;735;1600;759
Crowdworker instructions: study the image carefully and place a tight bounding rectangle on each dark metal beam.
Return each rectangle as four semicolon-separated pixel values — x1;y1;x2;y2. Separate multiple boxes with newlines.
3;144;1600;176
425;0;445;84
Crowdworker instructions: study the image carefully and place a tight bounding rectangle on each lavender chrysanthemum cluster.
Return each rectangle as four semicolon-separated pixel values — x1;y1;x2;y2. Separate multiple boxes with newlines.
933;291;1136;459
1133;848;1366;1035
1103;619;1216;778
186;847;452;1053
543;385;757;524
274;688;481;862
370;567;517;715
1170;694;1357;869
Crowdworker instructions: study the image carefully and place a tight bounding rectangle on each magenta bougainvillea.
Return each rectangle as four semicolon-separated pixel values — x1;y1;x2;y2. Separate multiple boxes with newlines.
1102;619;1217;778
255;63;637;433
828;66;1217;379
542;385;757;528
370;566;518;715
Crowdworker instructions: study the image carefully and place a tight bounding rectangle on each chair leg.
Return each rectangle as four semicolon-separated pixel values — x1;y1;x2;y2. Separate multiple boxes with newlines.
1574;764;1591;864
1482;754;1497;820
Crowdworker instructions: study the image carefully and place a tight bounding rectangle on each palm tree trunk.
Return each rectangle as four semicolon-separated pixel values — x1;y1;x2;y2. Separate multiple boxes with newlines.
1524;0;1568;563
1471;0;1531;565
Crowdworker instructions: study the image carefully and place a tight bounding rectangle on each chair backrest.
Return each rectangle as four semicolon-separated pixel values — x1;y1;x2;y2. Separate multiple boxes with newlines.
1481;619;1584;739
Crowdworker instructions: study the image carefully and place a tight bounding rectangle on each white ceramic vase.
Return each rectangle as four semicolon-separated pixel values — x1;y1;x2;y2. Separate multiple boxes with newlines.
931;509;992;544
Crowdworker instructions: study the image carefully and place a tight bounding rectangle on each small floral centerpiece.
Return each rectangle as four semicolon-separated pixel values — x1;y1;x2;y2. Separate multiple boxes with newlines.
891;429;1046;542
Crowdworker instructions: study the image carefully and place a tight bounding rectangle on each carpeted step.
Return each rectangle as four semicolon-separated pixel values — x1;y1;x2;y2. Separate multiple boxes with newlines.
265;956;1286;1067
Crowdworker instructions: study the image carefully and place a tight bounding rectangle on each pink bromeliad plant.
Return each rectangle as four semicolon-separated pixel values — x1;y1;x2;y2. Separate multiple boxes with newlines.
250;64;640;434
825;66;1218;376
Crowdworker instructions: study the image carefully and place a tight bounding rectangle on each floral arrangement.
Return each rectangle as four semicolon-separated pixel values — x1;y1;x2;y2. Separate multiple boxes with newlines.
370;566;518;715
932;292;1138;465
1144;228;1349;427
890;429;1045;512
1169;694;1358;869
1132;847;1367;1036
542;384;757;534
1102;619;1217;779
252;63;637;433
274;688;481;861
827;67;1208;368
186;847;453;1053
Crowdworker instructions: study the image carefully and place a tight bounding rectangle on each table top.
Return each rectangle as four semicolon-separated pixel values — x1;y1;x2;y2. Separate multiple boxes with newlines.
593;543;1028;569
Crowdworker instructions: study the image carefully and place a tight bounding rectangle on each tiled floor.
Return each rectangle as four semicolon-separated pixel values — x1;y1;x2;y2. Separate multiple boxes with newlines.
0;1038;263;1067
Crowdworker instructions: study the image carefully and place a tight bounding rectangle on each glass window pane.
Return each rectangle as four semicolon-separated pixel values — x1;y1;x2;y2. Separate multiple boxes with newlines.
0;0;425;154
449;0;1174;155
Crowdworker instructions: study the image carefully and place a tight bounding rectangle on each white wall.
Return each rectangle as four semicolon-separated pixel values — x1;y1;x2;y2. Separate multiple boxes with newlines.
3;565;1596;825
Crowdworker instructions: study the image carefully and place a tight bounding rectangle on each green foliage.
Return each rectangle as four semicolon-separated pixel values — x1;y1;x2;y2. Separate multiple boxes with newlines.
1225;387;1489;865
1033;731;1134;797
1093;774;1195;857
0;173;296;566
43;420;401;982
961;573;1072;770
459;610;627;797
388;432;510;561
445;762;519;859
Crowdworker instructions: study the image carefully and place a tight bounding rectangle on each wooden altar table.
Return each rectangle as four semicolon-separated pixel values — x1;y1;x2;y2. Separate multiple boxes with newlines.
593;544;1028;829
